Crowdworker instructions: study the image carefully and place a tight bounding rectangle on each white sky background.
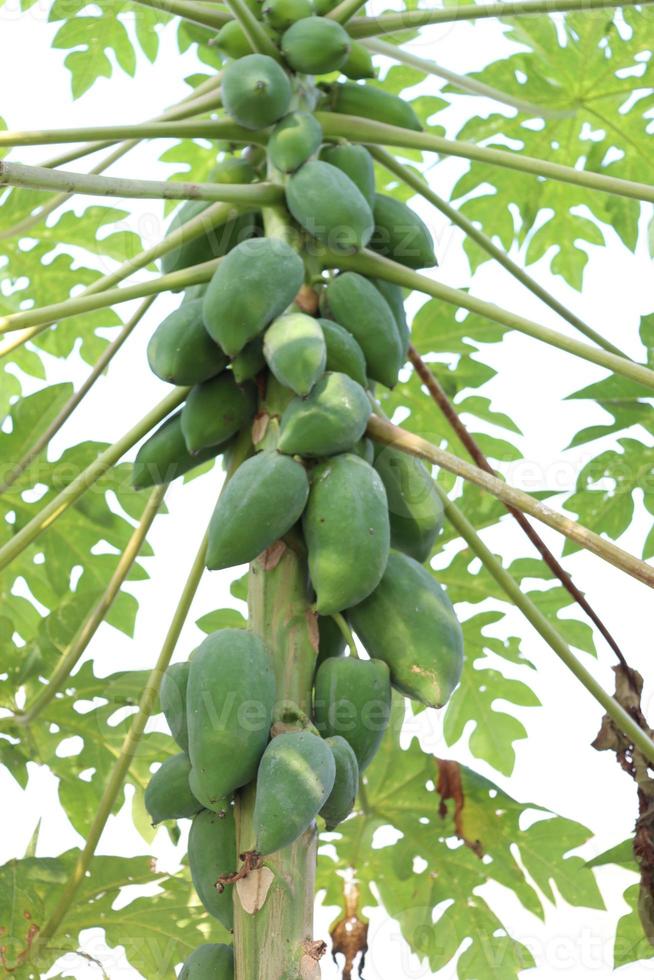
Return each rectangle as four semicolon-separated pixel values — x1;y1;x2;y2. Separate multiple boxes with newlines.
0;4;653;977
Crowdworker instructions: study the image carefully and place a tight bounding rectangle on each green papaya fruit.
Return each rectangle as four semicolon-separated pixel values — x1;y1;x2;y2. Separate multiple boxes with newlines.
370;194;437;270
183;283;208;302
132;412;223;489
179;944;234;980
349;550;464;708
330;81;422;131
318;318;367;387
161;204;257;276
286;160;373;251
341;41;375;79
372;277;409;354
188;806;236;929
231;337;266;383
268;111;323;173
313;657;391;770
181;373;257;454
187;629;275;808
352;437;374;464
206;451;309;569
144;752;202;825
319;143;375;208
160;661;190;752
147;300;228;386
313;0;338;12
203;237;305;356
316;615;346;667
263;313;326;396
373;445;443;562
253;731;336;854
320;735;358;829
325;272;403;388
222;54;292;129
281;16;350;74
211;157;259;184
303;453;389;613
215;20;252;59
263;0;312;32
277;372;370;457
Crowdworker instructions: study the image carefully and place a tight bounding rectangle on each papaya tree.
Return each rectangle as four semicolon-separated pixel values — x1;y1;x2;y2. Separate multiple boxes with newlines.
1;0;654;976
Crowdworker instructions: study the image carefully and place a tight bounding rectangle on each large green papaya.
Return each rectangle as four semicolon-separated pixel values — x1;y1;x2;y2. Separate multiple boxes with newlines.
277;372;370;457
160;661;189;752
303;453;389;613
187;629;275;808
341;41;375;79
348;550;464;708
281;16;350;74
144;752;202;825
179;944;234;980
318;318;367;387
286;160;373;252
268;111;323;173
188;806;236;930
329;81;422;131
131;412;223;489
263;313;326;395
325;272;403;388
147;300;228;386
370;194;437;270
222;54;292;129
206;451;309;569
181;373;257;454
231;337;266;383
203;237;305;356
313;657;391;770
253;731;335;855
316;615;346;667
319;735;358;829
374;445;444;563
373;277;409;354
263;0;312;31
319;143;375;208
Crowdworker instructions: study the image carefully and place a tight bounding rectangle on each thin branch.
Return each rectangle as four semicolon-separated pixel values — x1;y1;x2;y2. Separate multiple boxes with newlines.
331;612;359;658
133;0;230;30
366;415;654;589
327;0;370;25
332;249;654;392
317;113;654;205
348;0;654;38
370;146;626;358
0;387;188;575
363;38;575;119
0;119;260;150
13;485;167;727
0;298;156;494
223;0;282;59
408;345;631;669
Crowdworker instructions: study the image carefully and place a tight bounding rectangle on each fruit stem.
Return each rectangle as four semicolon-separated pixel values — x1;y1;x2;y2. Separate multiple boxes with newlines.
0;118;261;149
331;611;359;658
370;146;626;358
366;413;654;589
327;0;369;25
223;0;283;60
0;386;188;574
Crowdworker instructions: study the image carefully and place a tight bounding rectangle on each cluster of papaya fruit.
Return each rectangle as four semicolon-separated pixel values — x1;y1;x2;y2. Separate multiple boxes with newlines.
135;15;465;973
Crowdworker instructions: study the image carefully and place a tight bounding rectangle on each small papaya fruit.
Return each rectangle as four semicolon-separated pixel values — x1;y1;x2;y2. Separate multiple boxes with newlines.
286;160;373;251
320;735;359;829
222;53;292;129
203;237;305;356
325;272;403;388
161;204;257;276
313;657;391;770
160;661;190;752
147;300;228;387
316;615;346;667
188;806;236;930
181;373;257;454
132;412;223;489
263;0;312;32
263;313;326;395
303;453;389;613
253;731;335;854
319;143;375;208
281;16;350;74
179;944;234;980
277;372;370;457
187;629;275;808
318;318;367;387
215;20;252;59
329;80;422;131
144;752;202;825
341;41;375;79
348;550;464;708
370;194;437;270
231;337;266;383
374;445;443;562
206;451;309;569
372;277;409;354
268;111;323;173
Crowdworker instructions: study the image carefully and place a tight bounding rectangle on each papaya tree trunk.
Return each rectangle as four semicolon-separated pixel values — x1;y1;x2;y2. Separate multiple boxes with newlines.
234;541;322;980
